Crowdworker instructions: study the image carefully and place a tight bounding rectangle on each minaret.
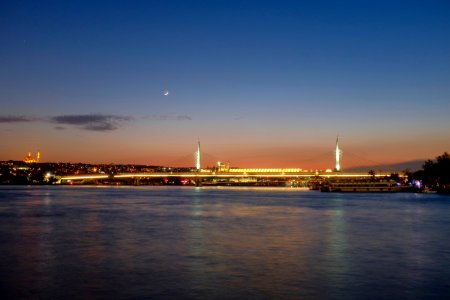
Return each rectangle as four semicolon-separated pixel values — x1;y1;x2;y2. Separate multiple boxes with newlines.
335;136;341;171
37;151;40;163
195;140;201;171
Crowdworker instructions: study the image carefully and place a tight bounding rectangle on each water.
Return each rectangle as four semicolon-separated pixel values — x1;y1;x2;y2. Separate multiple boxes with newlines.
1;186;449;299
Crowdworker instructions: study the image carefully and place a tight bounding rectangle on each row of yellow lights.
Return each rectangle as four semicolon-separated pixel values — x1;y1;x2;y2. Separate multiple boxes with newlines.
228;168;303;173
61;173;404;181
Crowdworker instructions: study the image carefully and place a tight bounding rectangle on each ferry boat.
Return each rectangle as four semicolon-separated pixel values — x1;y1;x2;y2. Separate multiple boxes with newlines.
320;179;401;192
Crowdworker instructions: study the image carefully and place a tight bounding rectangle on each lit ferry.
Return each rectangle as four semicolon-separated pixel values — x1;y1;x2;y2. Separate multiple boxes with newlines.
321;179;401;192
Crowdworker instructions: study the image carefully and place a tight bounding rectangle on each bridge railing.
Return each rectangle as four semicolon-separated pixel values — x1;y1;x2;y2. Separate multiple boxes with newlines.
60;170;406;181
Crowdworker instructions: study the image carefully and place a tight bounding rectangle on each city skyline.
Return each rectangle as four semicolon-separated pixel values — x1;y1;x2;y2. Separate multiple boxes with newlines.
1;1;449;169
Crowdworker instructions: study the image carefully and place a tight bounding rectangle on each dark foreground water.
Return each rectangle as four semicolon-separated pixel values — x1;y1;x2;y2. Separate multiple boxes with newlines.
1;186;450;299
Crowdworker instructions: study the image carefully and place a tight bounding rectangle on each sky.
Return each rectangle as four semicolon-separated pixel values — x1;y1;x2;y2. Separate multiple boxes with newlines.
1;0;449;169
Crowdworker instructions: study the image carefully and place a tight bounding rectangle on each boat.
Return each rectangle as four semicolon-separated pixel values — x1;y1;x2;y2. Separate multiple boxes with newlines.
320;179;401;192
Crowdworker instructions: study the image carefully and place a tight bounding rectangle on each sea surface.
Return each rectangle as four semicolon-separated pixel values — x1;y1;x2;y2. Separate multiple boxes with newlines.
1;186;449;299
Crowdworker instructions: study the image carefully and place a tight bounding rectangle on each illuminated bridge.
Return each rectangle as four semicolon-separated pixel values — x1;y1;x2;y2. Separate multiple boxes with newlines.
58;139;406;185
59;170;403;185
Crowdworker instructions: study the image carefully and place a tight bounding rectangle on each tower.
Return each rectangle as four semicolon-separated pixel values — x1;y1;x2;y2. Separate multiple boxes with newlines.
195;140;201;171
36;151;40;163
335;136;341;171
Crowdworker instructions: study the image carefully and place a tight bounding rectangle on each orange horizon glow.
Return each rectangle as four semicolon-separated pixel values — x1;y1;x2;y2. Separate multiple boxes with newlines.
2;147;434;171
1;123;446;170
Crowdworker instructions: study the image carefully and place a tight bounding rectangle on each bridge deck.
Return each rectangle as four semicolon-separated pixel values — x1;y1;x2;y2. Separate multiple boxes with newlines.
60;171;403;181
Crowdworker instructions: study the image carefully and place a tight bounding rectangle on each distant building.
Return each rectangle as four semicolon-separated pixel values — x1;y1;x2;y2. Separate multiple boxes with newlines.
217;161;230;172
23;151;40;163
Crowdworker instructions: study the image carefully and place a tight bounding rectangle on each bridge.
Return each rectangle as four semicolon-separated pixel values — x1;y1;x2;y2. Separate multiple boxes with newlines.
58;138;406;185
59;170;404;185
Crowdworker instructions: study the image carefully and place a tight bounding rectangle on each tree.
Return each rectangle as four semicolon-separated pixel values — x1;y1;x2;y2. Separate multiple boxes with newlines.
436;152;450;190
417;152;450;192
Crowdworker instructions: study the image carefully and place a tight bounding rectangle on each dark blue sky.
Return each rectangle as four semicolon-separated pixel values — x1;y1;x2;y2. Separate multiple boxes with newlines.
1;0;449;167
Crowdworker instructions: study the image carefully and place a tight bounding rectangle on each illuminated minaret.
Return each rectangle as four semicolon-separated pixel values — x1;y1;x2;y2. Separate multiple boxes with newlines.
195;140;201;171
36;151;40;163
335;136;341;171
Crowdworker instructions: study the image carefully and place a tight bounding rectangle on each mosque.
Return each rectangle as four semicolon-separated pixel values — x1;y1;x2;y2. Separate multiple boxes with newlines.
23;151;40;163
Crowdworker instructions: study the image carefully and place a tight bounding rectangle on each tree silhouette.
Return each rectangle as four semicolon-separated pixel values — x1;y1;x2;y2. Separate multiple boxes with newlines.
416;152;450;192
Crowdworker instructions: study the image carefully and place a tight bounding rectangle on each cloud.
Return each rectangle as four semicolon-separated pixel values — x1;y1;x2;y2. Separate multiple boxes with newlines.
84;123;118;131
0;115;39;123
1;113;192;127
176;115;192;121
50;114;134;131
143;114;192;121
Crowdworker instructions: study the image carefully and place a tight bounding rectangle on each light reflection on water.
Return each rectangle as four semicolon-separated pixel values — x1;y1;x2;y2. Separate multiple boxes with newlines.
1;186;450;299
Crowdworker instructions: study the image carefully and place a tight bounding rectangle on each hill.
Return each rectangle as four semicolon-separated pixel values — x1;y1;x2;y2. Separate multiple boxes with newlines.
346;159;424;172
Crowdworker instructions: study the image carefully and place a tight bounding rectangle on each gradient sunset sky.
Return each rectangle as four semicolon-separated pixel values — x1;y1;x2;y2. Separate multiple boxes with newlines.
1;0;449;169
